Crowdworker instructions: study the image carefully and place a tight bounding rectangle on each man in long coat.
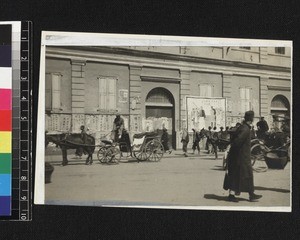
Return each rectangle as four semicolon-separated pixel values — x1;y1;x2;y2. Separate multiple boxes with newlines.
226;111;262;202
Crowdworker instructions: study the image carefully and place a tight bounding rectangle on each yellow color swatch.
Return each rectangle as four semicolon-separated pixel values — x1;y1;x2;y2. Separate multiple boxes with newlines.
0;132;11;153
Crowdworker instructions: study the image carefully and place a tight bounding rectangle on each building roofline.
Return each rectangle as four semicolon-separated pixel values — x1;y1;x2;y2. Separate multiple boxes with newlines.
46;46;291;73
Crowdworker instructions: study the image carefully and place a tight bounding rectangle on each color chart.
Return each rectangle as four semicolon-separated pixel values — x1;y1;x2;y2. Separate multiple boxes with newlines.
0;21;32;221
0;24;12;216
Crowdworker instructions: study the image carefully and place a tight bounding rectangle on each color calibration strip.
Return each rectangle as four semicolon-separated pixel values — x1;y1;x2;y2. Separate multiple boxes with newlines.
0;24;12;216
0;21;32;221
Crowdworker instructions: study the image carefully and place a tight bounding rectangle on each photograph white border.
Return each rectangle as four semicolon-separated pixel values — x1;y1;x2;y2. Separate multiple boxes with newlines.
36;31;292;212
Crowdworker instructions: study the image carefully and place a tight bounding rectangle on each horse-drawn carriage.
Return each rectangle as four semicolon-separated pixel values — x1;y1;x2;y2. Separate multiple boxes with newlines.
97;131;164;164
46;130;164;166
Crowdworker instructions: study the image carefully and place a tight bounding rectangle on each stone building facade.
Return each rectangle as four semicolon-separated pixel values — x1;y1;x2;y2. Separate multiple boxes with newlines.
45;46;291;149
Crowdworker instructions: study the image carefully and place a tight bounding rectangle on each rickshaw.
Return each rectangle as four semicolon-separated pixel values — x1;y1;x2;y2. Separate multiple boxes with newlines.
97;131;164;163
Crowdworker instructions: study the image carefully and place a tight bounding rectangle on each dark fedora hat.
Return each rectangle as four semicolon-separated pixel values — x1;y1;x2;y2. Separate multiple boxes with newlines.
244;111;254;121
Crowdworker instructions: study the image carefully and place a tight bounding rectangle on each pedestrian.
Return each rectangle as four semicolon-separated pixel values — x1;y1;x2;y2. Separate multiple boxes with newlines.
205;126;212;152
113;113;124;142
161;128;172;154
256;116;269;140
210;127;219;159
225;111;262;202
219;127;227;151
181;128;189;157
192;128;200;154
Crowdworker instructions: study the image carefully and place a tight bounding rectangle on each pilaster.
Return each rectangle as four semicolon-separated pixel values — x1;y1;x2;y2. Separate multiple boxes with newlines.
129;65;142;132
260;76;269;117
71;60;86;131
180;69;191;129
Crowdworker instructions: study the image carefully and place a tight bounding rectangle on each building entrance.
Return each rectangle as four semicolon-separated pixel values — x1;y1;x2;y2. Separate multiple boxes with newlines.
270;95;290;130
145;87;176;149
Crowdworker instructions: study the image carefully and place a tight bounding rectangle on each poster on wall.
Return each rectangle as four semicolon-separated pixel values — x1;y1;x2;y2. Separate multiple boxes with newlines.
118;89;128;103
186;97;226;132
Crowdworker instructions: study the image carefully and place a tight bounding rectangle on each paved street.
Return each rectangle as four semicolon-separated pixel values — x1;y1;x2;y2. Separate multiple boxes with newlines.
45;148;291;210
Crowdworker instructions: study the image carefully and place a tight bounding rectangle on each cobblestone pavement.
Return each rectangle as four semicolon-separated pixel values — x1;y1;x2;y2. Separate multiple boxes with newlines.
45;147;291;211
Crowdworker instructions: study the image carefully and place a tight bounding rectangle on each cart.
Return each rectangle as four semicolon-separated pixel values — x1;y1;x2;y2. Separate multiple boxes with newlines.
131;132;164;162
250;139;290;169
97;131;164;163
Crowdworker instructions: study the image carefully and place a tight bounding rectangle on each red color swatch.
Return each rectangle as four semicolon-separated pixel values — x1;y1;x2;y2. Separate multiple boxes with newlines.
0;110;11;131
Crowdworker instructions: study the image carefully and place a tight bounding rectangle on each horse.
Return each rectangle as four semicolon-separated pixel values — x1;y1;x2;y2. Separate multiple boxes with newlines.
45;133;96;166
199;128;230;159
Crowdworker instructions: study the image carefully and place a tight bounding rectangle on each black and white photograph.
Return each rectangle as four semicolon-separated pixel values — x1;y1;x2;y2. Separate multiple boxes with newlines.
36;32;292;211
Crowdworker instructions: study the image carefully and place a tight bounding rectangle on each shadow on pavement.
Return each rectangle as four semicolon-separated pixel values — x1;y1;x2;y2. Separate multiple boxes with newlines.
255;186;290;193
204;194;248;202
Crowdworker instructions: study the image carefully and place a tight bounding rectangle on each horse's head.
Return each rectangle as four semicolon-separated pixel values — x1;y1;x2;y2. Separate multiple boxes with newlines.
45;133;65;147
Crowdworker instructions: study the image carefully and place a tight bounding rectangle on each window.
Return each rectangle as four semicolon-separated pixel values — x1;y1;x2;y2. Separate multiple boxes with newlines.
45;73;62;110
98;77;117;111
240;87;252;113
275;47;285;54
240;47;251;50
199;84;213;97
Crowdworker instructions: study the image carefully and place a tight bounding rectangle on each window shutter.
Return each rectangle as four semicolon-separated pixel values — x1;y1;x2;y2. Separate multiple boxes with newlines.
240;88;252;113
107;78;116;110
99;77;107;110
52;74;61;109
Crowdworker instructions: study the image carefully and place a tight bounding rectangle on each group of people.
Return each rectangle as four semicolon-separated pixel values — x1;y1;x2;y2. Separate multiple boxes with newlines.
77;111;285;202
180;126;232;158
181;112;280;202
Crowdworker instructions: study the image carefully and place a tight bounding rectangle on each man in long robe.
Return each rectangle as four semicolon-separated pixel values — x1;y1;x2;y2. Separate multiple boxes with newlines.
226;111;262;202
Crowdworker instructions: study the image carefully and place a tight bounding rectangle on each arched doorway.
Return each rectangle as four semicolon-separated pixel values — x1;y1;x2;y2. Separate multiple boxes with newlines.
270;95;290;130
145;87;176;149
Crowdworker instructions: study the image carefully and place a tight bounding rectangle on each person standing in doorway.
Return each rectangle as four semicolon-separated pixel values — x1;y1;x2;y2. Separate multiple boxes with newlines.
181;128;189;157
226;111;262;202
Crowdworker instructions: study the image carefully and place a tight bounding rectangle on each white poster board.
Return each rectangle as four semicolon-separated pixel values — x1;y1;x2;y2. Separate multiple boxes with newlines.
186;97;226;132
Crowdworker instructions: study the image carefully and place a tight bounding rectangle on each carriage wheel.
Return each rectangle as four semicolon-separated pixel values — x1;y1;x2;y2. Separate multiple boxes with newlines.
133;150;149;161
106;147;121;164
146;139;164;162
250;144;265;166
97;147;107;163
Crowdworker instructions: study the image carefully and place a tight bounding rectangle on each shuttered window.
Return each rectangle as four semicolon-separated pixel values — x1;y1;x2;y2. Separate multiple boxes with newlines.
98;77;117;110
240;87;252;113
45;73;62;110
199;84;213;97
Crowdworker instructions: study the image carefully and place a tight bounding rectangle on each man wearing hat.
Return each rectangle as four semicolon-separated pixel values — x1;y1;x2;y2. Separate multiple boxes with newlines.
225;110;262;202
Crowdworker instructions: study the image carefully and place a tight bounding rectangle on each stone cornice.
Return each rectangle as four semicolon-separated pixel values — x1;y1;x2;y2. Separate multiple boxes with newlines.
45;47;291;79
57;46;291;72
